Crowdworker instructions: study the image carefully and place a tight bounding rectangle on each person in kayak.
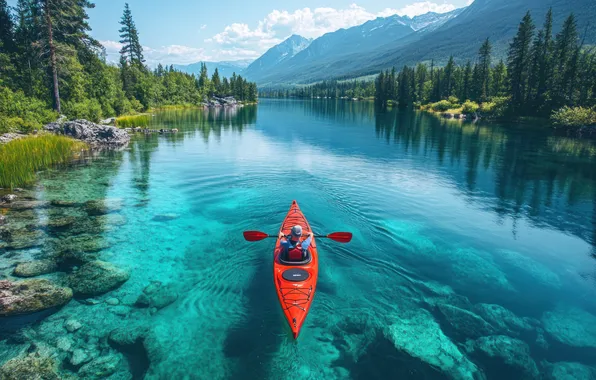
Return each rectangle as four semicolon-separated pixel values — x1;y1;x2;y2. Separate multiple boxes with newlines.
279;225;312;261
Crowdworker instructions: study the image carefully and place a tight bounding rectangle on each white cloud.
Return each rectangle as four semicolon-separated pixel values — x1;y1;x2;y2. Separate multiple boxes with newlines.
100;40;211;67
101;1;462;66
207;2;458;56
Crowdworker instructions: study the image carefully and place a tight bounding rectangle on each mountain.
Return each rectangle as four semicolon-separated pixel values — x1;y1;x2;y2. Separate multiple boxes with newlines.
247;8;465;85
174;59;253;77
251;0;596;86
243;35;311;80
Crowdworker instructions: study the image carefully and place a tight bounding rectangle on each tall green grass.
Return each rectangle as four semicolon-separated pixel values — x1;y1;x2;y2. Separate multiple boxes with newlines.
115;114;151;128
0;135;87;188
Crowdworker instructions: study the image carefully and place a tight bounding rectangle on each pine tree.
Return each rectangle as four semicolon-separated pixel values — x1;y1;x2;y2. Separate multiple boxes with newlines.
553;14;579;107
537;8;554;110
211;68;221;96
491;60;507;97
478;38;492;102
119;3;144;65
443;56;456;98
507;11;535;113
462;61;472;101
0;0;14;53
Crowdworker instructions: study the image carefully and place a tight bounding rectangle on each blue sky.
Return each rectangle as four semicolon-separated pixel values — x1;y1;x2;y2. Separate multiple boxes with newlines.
8;0;472;66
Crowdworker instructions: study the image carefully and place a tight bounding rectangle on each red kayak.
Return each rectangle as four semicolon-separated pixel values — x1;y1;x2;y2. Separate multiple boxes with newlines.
273;200;318;339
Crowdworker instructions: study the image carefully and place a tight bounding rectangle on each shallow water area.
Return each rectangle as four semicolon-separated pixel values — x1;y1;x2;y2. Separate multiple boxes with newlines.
1;100;596;379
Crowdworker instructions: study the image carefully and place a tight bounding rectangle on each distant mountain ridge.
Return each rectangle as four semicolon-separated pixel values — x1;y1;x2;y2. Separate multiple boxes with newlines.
174;59;253;77
243;35;312;79
245;0;595;86
244;8;465;85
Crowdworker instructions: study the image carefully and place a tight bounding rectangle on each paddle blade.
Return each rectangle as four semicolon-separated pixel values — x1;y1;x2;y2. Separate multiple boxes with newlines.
243;231;270;242
327;232;353;243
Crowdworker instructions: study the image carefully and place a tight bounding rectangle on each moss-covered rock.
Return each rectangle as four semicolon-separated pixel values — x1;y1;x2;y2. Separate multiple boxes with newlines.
470;335;539;379
68;260;129;297
0;352;60;380
13;260;58;278
0;279;72;316
542;305;596;348
384;308;481;380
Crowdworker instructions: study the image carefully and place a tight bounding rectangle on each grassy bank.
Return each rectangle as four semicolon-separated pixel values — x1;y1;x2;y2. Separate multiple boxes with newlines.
0;135;87;188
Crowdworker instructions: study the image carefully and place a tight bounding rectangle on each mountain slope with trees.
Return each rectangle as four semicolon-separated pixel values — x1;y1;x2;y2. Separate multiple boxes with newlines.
251;0;596;86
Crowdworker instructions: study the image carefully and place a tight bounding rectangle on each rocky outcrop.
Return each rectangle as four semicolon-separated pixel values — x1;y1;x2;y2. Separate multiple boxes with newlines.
13;259;58;278
0;352;60;380
205;96;241;108
542;305;596;348
44;119;130;148
0;133;25;144
77;353;123;379
468;335;540;379
68;260;130;297
0;279;72;316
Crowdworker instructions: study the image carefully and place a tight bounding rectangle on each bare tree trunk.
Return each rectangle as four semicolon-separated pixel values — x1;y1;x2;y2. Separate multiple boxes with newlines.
44;0;60;113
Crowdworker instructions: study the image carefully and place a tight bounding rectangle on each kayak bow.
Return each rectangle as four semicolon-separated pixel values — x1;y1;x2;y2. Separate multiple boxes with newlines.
273;200;318;339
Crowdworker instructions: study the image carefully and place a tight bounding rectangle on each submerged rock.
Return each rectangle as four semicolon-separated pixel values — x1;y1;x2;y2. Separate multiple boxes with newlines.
44;119;130;148
0;279;72;316
70;348;92;367
0;352;60;380
77;352;123;379
470;335;539;379
135;281;178;310
49;200;82;208
542;305;596;348
0;215;5;225
437;304;495;338
64;319;83;333
384;308;481;380
13;259;58;278
84;199;123;216
1;228;45;250
474;303;534;335
3;200;50;210
109;325;149;346
151;214;180;222
498;250;561;288
542;361;596;380
68;260;130;297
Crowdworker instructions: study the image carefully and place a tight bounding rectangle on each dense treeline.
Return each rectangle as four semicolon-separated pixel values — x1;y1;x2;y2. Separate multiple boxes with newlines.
0;1;256;132
375;10;596;123
259;80;375;99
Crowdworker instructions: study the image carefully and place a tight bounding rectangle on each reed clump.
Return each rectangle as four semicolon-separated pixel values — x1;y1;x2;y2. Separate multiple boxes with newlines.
0;135;87;188
115;114;151;128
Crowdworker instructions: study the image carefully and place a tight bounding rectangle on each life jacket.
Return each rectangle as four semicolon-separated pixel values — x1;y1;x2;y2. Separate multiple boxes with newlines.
287;240;305;261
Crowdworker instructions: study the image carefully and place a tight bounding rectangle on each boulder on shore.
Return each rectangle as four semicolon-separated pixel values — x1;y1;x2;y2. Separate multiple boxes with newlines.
0;133;25;145
0;279;72;316
68;260;130;297
44;119;130;148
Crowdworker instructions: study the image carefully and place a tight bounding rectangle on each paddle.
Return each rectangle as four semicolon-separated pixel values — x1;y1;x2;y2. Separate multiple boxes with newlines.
243;231;352;243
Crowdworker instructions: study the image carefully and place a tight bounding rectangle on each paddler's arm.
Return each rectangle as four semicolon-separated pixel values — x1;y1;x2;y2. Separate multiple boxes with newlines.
279;231;290;248
301;233;313;250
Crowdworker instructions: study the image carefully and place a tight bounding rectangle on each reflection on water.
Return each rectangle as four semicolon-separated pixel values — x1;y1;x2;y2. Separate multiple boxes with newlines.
1;100;596;379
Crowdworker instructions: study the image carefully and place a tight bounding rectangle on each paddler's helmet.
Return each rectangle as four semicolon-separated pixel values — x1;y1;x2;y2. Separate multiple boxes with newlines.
290;225;303;239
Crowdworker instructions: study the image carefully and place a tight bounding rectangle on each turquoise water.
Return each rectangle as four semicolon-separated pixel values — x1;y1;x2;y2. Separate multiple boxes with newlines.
1;100;596;379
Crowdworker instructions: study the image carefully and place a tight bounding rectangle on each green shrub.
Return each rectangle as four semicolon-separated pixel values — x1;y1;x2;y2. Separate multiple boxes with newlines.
480;97;510;118
63;99;103;122
0;135;87;188
0;86;57;133
551;106;596;128
447;96;460;105
462;100;480;114
431;100;453;112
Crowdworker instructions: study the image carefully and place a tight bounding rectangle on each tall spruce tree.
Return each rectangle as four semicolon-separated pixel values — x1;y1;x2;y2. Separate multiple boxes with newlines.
119;3;143;64
553;14;579;107
0;0;14;53
211;68;221;96
477;38;492;102
507;11;535;113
